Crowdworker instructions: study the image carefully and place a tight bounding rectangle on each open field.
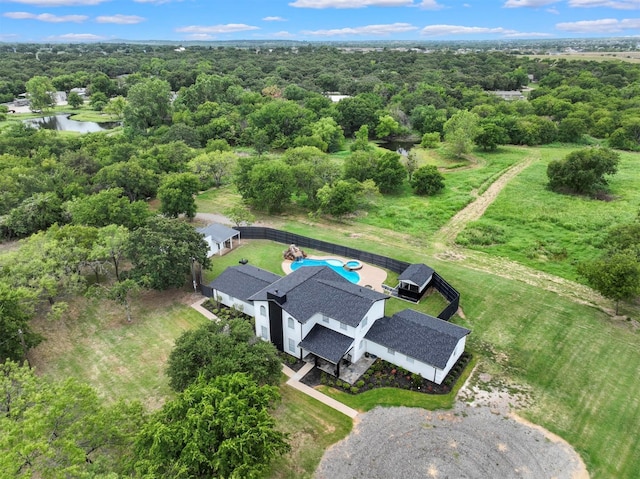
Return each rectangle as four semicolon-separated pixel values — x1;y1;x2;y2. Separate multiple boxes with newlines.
457;147;640;281
522;52;640;64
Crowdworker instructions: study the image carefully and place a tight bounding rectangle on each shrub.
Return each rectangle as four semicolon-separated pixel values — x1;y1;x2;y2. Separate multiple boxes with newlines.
350;386;359;394
356;380;365;388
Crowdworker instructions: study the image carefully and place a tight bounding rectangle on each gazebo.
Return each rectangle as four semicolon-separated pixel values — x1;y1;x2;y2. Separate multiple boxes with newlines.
197;224;240;257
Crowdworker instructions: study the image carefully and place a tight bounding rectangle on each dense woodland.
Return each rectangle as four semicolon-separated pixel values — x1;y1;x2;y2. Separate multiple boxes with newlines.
1;43;640;477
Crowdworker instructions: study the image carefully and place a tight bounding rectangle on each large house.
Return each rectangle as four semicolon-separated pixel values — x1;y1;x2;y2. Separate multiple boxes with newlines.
206;263;470;385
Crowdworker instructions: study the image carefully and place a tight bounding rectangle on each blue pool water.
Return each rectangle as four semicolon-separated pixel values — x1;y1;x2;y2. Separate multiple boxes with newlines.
290;258;360;283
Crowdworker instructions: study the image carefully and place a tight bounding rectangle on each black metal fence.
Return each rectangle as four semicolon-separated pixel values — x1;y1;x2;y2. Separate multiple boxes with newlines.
235;226;460;321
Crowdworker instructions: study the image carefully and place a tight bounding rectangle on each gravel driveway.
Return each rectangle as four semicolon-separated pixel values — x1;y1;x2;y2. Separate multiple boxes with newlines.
315;405;587;479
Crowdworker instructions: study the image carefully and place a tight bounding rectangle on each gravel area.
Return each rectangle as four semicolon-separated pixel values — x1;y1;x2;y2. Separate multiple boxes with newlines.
315;401;588;479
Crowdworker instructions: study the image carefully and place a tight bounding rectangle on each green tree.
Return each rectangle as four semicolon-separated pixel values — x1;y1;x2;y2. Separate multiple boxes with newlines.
2;192;67;239
374;150;406;194
411;165;445;196
443;110;480;158
350;124;374;152
92;224;130;281
557;117;587;143
316;180;360;218
224;204;255;227
343;150;377;182
167;318;282;392
25;76;56;113
547;147;620;195
124;78;172;131
125;217;210;290
134;374;289;479
307;117;345;153
188;150;236;189
66;91;83;109
93;161;159;202
475;123;509;151
158;172;200;219
0;283;40;363
66;188;149;229
0;361;144;477
245;160;295;213
420;132;440;149
104;95;127;119
90;91;108;111
578;251;640;315
104;279;141;323
375;114;401;140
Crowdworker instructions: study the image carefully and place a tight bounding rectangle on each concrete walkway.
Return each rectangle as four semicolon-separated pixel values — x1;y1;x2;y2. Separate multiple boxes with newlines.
283;363;359;419
191;297;219;321
191;298;358;419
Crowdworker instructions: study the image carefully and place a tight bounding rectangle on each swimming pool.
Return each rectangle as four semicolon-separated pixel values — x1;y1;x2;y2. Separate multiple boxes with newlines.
290;258;360;283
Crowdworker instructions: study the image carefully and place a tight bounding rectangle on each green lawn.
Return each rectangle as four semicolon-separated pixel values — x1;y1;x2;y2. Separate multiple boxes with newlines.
266;384;353;479
31;293;209;409
356;146;530;236
457;147;640;280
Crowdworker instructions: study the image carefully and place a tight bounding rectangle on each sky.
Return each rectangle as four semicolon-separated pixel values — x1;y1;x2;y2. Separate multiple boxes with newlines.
0;0;639;43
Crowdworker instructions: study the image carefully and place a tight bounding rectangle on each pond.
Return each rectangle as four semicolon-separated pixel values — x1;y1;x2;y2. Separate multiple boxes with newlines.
378;139;418;156
23;114;120;133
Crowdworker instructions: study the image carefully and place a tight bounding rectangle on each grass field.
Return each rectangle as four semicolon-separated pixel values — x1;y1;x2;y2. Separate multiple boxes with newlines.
356;146;530;236
457;147;640;280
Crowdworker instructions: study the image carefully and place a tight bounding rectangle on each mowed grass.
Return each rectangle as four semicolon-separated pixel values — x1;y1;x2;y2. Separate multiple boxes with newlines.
265;384;353;479
357;146;530;236
436;259;640;479
31;291;209;409
457;147;640;280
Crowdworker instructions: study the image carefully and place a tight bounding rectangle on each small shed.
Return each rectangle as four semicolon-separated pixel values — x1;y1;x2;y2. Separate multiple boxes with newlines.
197;223;240;257
397;263;434;302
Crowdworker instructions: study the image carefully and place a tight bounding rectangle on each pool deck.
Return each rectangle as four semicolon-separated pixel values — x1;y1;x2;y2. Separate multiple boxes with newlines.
282;255;388;293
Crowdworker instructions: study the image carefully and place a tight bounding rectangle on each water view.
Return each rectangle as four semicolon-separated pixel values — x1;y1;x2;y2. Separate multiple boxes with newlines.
23;114;120;133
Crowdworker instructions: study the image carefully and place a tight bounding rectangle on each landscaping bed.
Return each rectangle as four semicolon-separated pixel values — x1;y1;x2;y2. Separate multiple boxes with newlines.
301;352;472;395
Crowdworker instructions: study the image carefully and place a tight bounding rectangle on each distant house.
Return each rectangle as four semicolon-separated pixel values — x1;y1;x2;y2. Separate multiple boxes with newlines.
197;223;240;257
204;264;470;384
488;90;526;101
397;263;434;302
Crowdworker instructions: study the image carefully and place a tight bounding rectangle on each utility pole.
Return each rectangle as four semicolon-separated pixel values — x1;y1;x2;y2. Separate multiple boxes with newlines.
17;329;31;368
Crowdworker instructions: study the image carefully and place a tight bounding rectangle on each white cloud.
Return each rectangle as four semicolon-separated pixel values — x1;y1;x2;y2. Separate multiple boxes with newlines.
273;30;296;37
96;14;145;24
3;0;106;5
421;24;518;35
263;16;287;21
302;22;418;35
568;0;640;9
547;7;559;13
417;0;445;9
47;32;105;41
556;17;640;32
463;3;471;6
176;23;260;34
3;11;87;22
290;0;413;8
504;31;554;37
504;0;559;7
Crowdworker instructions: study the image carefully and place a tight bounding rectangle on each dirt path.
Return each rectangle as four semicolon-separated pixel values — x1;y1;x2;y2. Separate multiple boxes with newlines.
432;151;615;316
436;152;538;246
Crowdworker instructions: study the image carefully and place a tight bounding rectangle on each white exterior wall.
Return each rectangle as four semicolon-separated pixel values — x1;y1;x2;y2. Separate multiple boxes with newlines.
364;334;466;385
253;300;270;342
211;290;254;316
282;313;302;358
351;300;386;362
203;236;221;257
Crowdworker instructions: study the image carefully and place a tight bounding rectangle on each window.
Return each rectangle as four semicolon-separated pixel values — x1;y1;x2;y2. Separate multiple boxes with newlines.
322;315;329;323
361;316;368;328
288;338;296;353
387;347;395;355
340;322;347;331
406;356;414;363
261;326;268;339
359;340;364;350
288;317;294;329
260;305;266;316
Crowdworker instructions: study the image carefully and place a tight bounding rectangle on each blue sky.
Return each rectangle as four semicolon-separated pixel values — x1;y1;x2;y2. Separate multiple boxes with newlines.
0;0;639;43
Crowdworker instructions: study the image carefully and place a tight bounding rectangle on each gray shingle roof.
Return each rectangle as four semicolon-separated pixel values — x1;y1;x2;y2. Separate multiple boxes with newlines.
197;223;240;243
208;265;282;302
398;263;434;285
298;324;354;364
365;309;470;369
249;266;388;327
